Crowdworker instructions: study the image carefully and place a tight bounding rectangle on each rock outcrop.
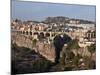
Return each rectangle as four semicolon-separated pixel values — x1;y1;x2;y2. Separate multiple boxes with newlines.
11;33;56;62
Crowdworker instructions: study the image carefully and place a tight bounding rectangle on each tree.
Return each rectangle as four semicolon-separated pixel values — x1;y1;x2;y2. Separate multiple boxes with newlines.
67;39;80;49
32;39;37;47
87;44;96;53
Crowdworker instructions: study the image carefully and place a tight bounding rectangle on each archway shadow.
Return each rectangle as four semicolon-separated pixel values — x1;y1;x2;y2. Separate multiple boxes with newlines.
53;34;72;63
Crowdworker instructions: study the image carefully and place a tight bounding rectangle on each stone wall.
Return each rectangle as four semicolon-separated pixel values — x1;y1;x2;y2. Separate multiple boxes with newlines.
11;34;33;49
71;47;91;57
36;42;56;62
11;33;56;62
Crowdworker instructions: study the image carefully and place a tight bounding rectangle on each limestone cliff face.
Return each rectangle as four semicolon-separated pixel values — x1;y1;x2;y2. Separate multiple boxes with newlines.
71;47;91;57
11;34;33;49
11;33;56;62
60;45;91;61
36;42;56;62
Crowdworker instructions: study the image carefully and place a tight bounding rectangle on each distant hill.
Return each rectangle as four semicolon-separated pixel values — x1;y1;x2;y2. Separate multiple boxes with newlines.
43;16;69;24
42;16;95;24
13;17;95;24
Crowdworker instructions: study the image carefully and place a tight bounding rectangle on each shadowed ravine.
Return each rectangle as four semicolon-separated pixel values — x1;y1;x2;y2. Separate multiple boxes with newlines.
53;34;72;63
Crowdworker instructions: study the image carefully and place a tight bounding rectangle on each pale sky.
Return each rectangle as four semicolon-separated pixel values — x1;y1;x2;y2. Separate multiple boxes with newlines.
11;0;96;22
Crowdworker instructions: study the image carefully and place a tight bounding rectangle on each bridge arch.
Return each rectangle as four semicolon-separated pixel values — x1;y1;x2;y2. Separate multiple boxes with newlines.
26;31;28;35
53;33;72;63
40;32;45;38
34;32;39;35
30;31;32;35
23;31;25;34
52;33;57;37
45;32;50;37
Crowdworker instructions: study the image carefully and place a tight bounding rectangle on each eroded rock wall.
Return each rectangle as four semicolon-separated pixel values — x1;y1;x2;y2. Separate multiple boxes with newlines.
11;33;56;62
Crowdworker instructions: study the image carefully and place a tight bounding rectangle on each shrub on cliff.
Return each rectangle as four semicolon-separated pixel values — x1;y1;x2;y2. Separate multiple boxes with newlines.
32;58;52;72
67;39;80;49
32;39;37;47
87;44;96;53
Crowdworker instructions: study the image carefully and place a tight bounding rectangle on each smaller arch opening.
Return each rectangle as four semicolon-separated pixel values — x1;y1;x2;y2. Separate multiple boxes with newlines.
30;31;32;35
45;33;50;37
40;32;45;38
26;31;28;35
34;32;39;35
23;31;25;34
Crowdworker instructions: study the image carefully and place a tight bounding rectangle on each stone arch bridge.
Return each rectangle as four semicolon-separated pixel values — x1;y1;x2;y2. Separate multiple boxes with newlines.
12;30;79;40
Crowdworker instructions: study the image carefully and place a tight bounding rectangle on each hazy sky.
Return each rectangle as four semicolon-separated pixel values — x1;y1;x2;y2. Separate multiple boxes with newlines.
11;0;96;22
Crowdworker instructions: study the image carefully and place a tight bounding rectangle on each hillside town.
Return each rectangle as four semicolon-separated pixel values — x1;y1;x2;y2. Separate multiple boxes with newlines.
11;17;96;48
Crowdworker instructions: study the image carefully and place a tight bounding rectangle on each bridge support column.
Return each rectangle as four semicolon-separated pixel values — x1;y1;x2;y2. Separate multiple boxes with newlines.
49;32;52;40
89;33;92;39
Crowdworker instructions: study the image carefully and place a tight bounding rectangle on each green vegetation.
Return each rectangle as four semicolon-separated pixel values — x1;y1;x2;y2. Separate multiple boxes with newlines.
60;52;66;65
87;44;96;53
11;42;17;50
32;39;37;47
67;39;80;49
32;58;53;72
87;44;96;69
